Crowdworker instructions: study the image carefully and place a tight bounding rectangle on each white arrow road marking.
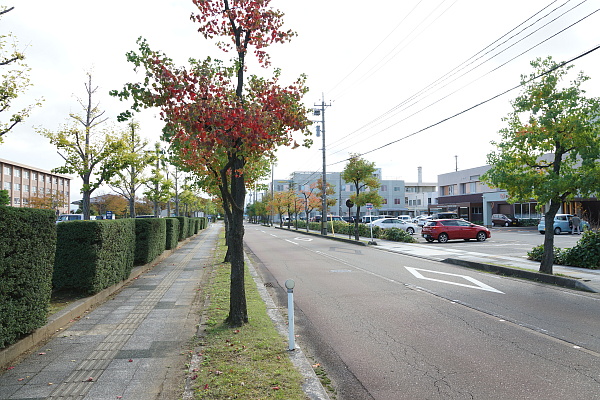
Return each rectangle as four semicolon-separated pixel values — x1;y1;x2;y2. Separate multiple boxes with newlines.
405;267;504;294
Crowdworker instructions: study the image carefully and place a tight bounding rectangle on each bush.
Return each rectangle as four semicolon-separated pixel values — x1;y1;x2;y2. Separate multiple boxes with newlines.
54;219;135;294
528;231;600;269
175;216;189;240
527;244;564;262
165;218;180;250
381;227;417;243
0;207;56;349
561;230;600;269
134;218;167;265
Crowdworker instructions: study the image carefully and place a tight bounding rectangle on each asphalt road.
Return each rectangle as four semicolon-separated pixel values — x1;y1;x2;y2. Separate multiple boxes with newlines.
244;225;600;400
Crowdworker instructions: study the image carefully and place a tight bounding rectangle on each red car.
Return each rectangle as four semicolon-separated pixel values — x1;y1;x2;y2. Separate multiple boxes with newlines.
421;219;491;243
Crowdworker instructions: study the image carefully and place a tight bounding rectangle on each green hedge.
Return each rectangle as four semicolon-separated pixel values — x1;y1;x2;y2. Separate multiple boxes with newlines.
0;207;56;349
54;219;135;294
176;216;190;240
165;218;180;250
134;218;167;266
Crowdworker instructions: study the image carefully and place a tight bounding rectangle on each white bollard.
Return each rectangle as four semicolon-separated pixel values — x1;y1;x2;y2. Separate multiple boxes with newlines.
285;279;295;351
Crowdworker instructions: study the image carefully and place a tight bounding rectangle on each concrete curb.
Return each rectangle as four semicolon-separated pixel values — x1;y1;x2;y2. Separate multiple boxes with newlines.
442;258;599;293
0;235;196;370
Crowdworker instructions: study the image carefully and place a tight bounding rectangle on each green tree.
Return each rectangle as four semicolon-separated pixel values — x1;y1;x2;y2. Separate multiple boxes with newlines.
482;57;600;274
144;142;174;217
40;74;125;220
109;121;154;217
0;6;42;142
342;154;383;241
0;189;9;205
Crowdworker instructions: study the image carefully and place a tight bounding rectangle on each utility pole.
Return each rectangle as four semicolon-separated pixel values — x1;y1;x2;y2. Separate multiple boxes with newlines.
314;94;331;235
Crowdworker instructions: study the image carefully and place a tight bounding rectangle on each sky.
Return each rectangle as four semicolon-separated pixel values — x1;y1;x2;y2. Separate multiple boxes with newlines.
2;0;600;202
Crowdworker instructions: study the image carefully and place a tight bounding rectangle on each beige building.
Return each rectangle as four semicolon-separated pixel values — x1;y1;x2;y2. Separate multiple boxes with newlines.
1;158;71;215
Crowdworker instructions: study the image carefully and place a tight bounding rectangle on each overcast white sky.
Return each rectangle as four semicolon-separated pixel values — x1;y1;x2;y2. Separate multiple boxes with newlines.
2;0;600;201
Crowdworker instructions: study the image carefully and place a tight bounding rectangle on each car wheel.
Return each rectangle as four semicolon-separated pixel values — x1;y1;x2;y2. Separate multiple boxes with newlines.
425;237;434;243
539;230;545;234
476;231;487;242
504;222;509;227
407;227;415;235
438;233;449;243
554;227;561;235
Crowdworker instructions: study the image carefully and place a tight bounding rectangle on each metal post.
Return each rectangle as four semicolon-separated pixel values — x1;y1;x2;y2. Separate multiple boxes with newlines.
320;94;327;235
285;279;295;351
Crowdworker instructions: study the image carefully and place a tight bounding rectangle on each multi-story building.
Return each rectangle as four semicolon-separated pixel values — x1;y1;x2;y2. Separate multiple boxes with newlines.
0;158;71;215
273;168;409;220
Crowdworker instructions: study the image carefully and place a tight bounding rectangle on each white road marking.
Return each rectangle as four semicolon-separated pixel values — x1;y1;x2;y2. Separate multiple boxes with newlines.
294;237;313;241
405;267;504;294
285;239;298;245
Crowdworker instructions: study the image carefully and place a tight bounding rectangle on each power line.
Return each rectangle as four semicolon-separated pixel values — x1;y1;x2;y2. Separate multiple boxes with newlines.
327;43;600;167
328;4;598;156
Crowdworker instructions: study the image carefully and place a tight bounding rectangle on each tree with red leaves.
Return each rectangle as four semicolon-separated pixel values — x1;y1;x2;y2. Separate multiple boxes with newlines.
112;0;311;326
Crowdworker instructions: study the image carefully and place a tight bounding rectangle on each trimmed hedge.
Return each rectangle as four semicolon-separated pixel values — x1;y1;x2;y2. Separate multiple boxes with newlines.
54;219;135;294
176;216;190;240
528;230;600;269
0;207;56;349
165;218;180;250
134;218;167;266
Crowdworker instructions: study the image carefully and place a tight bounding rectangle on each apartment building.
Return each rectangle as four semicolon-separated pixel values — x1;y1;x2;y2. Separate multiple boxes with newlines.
0;158;71;215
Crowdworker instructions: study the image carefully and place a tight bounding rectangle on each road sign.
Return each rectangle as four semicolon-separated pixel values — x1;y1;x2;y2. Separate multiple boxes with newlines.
366;203;373;210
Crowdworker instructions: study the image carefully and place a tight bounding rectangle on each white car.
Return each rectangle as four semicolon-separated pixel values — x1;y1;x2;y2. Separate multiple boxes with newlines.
397;215;412;222
415;215;434;226
370;218;417;234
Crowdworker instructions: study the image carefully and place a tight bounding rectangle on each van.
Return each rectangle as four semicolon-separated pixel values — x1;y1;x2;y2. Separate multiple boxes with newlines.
361;215;382;224
56;214;84;223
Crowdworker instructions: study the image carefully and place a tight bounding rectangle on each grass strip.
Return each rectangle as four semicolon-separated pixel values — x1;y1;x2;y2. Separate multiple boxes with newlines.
194;235;309;399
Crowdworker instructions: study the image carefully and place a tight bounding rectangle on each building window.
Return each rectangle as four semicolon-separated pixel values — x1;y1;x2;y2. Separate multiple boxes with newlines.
14;197;20;205
24;185;29;192
32;186;37;194
405;197;408;205
460;183;466;194
417;199;422;206
469;175;480;181
381;185;387;191
4;166;11;175
447;185;454;195
32;172;37;181
46;188;51;194
14;183;21;191
394;187;401;191
24;170;29;179
394;198;401;204
470;182;477;193
472;207;483;214
22;198;29;205
54;177;58;184
3;182;10;190
14;169;21;178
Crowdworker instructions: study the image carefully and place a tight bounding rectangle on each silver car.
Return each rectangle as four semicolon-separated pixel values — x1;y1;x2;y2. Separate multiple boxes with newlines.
370;218;418;234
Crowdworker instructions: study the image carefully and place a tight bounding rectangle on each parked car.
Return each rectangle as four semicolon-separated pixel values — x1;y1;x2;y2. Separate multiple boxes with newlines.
361;215;383;224
312;215;343;222
397;215;412;222
491;213;518;227
370;218;417;234
415;215;434;227
537;214;589;235
431;212;460;219
421;219;491;243
342;216;356;223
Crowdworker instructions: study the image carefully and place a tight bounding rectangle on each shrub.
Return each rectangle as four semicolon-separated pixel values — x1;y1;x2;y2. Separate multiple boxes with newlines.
54;219;135;294
381;227;417;243
175;216;189;240
527;244;564;262
0;207;56;349
134;218;167;265
561;230;600;269
165;218;180;250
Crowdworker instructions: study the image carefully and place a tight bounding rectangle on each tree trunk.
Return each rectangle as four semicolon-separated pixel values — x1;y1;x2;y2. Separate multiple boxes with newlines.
225;157;248;327
82;190;91;220
540;200;561;274
354;206;361;241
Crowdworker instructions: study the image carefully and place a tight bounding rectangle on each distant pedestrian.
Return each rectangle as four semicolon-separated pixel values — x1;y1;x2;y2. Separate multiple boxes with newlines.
571;215;581;234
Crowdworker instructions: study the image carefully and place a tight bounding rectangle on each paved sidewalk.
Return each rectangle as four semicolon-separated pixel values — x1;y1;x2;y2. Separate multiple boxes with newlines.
0;223;220;400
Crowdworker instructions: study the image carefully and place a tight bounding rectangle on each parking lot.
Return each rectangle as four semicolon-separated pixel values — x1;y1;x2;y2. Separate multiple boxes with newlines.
413;225;585;259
